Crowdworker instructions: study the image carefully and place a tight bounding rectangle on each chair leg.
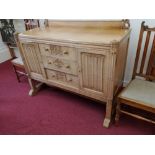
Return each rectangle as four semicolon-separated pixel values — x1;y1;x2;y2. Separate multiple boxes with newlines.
115;100;121;126
12;65;20;82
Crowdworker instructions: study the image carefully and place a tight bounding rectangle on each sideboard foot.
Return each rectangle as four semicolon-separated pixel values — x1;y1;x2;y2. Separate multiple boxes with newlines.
103;100;112;128
29;89;36;96
103;118;110;128
28;78;43;96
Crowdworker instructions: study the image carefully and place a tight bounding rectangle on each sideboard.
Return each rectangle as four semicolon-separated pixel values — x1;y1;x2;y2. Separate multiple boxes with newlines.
17;20;131;127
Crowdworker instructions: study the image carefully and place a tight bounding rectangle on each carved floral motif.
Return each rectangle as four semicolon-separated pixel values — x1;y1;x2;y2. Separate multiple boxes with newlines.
53;58;64;68
51;45;63;55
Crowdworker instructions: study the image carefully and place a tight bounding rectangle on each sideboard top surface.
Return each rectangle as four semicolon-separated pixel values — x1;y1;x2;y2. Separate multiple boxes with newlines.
19;21;131;45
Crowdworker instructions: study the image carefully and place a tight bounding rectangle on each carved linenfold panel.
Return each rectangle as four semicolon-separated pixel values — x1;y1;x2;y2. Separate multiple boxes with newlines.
81;53;105;92
22;43;42;74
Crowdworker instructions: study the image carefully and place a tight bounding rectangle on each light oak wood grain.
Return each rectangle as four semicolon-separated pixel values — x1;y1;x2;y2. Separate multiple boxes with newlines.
18;20;131;128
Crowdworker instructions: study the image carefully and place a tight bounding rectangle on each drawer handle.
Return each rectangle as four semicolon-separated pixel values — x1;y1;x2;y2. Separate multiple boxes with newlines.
64;51;69;55
45;48;49;51
53;59;63;68
66;65;70;69
52;75;56;78
48;61;52;64
68;78;72;82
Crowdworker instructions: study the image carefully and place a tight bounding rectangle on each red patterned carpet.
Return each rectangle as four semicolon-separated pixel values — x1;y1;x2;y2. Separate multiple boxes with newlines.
0;60;155;134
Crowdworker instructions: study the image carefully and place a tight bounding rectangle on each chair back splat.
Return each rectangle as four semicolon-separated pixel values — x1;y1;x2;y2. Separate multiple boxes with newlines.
132;21;155;80
24;19;40;30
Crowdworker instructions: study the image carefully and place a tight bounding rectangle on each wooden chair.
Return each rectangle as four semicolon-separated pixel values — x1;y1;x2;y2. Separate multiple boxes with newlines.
11;33;27;82
115;21;155;125
11;19;40;82
11;57;26;82
24;19;40;30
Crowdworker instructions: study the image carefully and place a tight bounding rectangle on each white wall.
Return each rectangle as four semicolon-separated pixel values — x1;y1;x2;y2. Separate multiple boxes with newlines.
0;34;11;63
0;19;25;63
124;19;155;84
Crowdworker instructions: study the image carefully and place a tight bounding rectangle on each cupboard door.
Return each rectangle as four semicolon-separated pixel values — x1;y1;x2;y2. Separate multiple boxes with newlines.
21;43;43;78
79;50;109;98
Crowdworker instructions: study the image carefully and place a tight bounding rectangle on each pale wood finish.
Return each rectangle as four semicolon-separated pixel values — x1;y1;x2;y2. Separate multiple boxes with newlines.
42;56;78;75
21;43;43;76
46;69;79;88
81;53;105;92
39;44;77;61
45;20;130;29
20;23;130;45
115;21;155;125
18;20;131;128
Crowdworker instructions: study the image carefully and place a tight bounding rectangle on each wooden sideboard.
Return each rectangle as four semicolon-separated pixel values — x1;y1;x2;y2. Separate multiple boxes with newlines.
17;20;131;127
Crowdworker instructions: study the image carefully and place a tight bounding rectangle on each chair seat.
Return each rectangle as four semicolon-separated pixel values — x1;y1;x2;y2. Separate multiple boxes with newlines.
119;79;155;108
11;57;24;66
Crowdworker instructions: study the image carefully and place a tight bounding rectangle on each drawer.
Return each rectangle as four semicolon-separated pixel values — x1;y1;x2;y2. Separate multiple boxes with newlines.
51;45;77;61
43;56;78;75
39;44;77;61
46;69;79;88
39;44;51;56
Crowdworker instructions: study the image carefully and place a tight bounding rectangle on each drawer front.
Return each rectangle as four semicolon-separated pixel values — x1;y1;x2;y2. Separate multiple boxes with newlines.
43;56;78;75
46;69;79;88
39;44;77;61
39;44;51;56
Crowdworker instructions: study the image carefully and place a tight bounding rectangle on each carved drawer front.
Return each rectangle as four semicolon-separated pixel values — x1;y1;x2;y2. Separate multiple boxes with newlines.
39;44;77;61
51;45;77;61
39;44;51;56
43;56;78;75
46;69;79;87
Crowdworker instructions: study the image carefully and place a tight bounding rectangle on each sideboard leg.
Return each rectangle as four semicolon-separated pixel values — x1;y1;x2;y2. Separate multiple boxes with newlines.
28;77;36;96
103;100;112;128
28;77;43;96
